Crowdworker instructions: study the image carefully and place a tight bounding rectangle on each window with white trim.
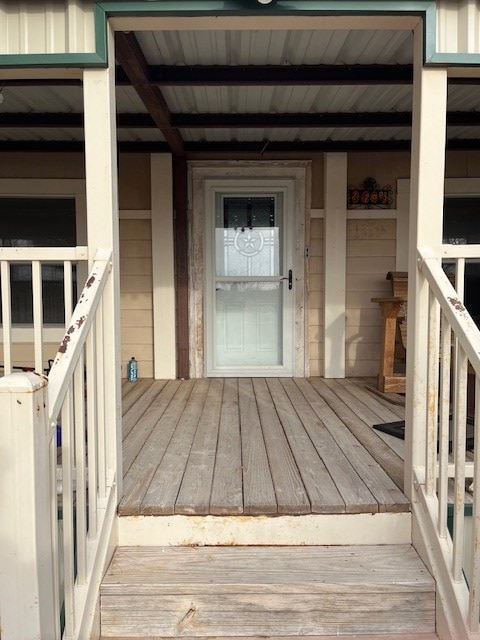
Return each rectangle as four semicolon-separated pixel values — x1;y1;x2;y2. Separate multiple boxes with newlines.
0;197;77;324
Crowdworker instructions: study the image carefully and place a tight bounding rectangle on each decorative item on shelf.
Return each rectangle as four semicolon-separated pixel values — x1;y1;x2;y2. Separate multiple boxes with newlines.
347;177;393;209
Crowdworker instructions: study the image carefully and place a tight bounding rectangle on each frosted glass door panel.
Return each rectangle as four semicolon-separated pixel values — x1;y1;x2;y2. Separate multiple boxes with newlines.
216;282;282;367
216;228;280;277
210;191;291;372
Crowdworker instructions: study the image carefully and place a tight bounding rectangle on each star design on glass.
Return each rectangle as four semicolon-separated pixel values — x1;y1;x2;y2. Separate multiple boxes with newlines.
234;229;265;257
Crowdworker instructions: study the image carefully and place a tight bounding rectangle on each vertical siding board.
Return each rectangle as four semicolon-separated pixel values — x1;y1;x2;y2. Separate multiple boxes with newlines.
1;1;95;54
308;218;324;377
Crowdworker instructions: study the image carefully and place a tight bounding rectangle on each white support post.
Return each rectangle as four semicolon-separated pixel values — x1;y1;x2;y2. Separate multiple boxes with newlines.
323;152;347;378
404;26;447;496
151;153;176;379
83;24;122;493
0;372;59;640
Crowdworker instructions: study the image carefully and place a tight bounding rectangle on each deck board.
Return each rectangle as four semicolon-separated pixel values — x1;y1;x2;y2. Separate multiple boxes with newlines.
239;378;277;515
210;379;243;515
268;378;345;513
175;379;224;515
121;377;410;516
280;378;376;513
142;379;210;515
253;378;311;515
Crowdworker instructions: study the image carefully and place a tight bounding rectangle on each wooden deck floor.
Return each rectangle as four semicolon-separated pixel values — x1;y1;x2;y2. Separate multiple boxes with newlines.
119;377;409;517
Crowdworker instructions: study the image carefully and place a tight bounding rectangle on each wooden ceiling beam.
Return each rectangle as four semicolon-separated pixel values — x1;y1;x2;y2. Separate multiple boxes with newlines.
114;31;184;156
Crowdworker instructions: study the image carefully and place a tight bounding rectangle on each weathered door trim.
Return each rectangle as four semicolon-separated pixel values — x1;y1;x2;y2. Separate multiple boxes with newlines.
188;161;311;378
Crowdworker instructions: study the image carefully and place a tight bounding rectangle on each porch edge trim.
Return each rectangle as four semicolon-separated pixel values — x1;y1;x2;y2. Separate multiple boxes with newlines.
2;2;480;70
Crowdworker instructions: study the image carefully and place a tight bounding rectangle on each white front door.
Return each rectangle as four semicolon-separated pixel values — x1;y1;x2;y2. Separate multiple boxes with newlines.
205;182;295;376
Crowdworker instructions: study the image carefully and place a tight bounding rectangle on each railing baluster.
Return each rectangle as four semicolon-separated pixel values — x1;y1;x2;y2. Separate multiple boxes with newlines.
64;260;73;324
32;260;44;374
74;351;87;585
452;344;468;581
426;290;440;496
61;388;76;636
438;311;451;537
468;374;480;630
96;301;107;500
455;257;466;302
86;327;98;537
1;260;12;375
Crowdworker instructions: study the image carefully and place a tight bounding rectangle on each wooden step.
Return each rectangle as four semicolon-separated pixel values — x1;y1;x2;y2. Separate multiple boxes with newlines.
102;636;439;640
100;545;435;638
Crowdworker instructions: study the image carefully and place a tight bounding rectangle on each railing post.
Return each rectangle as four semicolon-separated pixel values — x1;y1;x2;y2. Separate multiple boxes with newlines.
405;25;447;496
0;372;59;639
83;22;122;495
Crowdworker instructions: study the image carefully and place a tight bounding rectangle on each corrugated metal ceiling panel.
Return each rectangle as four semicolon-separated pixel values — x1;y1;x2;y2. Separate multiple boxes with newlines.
161;84;412;114
179;126;413;143
137;29;413;66
0;86;83;113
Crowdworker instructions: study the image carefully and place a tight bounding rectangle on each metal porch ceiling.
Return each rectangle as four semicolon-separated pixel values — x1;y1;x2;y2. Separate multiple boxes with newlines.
0;26;479;152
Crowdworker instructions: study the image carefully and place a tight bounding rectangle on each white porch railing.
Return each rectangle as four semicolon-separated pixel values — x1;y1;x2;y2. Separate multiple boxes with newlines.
413;244;480;638
0;248;118;639
0;246;88;375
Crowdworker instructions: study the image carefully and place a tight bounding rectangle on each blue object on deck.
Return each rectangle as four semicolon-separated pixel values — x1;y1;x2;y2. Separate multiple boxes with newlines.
127;356;138;382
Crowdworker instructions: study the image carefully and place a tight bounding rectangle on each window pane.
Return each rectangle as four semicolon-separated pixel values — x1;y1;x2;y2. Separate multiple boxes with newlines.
443;196;480;319
443;197;480;245
0;197;76;324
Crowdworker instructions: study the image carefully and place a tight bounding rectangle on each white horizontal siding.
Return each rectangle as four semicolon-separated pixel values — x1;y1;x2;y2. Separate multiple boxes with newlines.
0;0;95;55
345;219;396;377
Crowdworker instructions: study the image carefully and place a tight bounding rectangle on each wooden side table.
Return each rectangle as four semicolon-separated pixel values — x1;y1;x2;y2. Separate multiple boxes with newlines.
371;296;407;393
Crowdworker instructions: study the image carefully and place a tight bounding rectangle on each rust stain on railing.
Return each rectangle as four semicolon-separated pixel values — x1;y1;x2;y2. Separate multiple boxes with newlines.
448;296;467;314
58;315;87;355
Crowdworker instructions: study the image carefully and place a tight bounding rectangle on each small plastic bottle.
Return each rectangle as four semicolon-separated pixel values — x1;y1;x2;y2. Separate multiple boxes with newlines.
127;356;138;382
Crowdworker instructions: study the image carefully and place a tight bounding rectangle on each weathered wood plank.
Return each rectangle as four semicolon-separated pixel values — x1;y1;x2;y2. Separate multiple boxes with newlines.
296;379;409;512
253;378;310;515
122;378;154;415
101;546;435;637
336;378;402;423
101;592;435;637
210;378;243;515
120;377;411;516
325;378;406;458
122;379;167;440
310;378;407;497
103;545;434;591
279;378;377;513
175;379;224;515
100;635;439;640
119;380;195;516
123;380;181;473
266;378;345;513
239;378;277;515
141;380;210;515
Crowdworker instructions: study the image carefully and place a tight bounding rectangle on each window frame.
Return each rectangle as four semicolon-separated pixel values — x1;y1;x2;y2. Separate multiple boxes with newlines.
0;179;86;343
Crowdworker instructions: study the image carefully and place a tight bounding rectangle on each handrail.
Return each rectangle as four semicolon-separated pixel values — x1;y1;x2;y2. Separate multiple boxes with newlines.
48;248;112;423
414;245;480;637
419;247;480;376
0;246;88;261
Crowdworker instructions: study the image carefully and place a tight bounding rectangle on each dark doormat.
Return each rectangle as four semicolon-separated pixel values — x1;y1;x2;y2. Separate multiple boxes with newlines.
373;417;475;451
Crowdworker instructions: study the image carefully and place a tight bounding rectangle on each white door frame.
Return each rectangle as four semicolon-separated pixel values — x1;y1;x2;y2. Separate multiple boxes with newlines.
188;161;310;378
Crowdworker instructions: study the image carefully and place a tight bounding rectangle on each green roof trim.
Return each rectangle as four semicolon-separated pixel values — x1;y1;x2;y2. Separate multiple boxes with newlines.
0;4;108;68
1;1;480;69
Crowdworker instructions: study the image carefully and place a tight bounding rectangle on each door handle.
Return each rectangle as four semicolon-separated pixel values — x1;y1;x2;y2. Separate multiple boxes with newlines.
281;269;293;290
